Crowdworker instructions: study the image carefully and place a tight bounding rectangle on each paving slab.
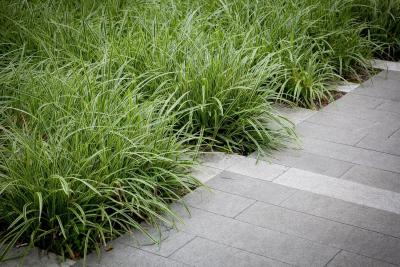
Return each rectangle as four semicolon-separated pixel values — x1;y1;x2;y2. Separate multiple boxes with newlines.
300;137;400;173
327;250;397;267
274;168;400;214
237;201;400;265
191;164;223;183
324;93;384;110
376;70;400;80
0;248;74;267
371;59;400;72
181;186;255;217
257;149;353;177
351;79;400;101
274;103;317;125
281;190;400;238
116;227;195;257
74;240;188;267
199;152;238;170
376;100;400;114
170;237;291;267
169;205;339;267
224;156;288;181
206;171;297;205
341;165;400;193
296;121;366;145
356;135;400;156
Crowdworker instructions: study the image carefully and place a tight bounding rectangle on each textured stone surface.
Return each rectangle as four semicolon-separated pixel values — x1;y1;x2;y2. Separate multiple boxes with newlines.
281;190;400;238
274;168;400;214
170;206;339;267
260;149;353;177
207;171;297;205
356;135;400;156
296;121;366;145
170;237;291;267
327;250;397;267
300;137;400;173
181;187;255;217
274;103;317;125
237;201;400;264
225;156;288;181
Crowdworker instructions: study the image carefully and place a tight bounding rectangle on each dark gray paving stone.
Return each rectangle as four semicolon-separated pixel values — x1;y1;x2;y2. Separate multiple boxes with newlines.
342;165;400;194
169;206;339;267
181;187;255;217
117;227;195;257
76;240;188;267
327;251;397;267
296;121;366;145
377;100;400;114
301;137;400;173
356;136;400;156
280;190;400;238
236;202;400;265
170;237;291;267
261;149;353;178
206;171;297;205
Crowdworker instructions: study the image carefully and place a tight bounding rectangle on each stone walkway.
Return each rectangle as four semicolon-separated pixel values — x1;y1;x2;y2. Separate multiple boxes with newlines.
5;65;400;267
71;68;400;267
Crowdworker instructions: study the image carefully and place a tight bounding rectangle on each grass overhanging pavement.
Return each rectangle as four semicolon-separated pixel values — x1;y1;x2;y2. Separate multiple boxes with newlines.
0;0;399;263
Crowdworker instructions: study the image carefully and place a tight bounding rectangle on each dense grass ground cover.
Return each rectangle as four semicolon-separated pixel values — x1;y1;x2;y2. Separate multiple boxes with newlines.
0;0;399;263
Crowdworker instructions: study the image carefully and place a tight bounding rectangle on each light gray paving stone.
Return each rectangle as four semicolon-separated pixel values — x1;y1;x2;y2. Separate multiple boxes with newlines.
377;100;400;114
341;165;400;193
391;128;400;140
356;135;400;156
274;168;400;215
320;103;400;125
190;164;223;183
117;227;195;257
224;156;288;181
281;190;400;238
76;239;188;267
169;205;339;267
327;250;397;267
1;247;74;267
306;111;377;131
170;237;291;267
206;171;297;205
274;103;317;125
376;70;400;80
359;76;400;91
351;79;400;101
325;93;384;110
296;121;366;145
332;81;360;93
200;152;238;170
308;100;400;139
371;59;400;72
300;137;400;173
259;149;354;177
181;187;255;217
236;201;400;265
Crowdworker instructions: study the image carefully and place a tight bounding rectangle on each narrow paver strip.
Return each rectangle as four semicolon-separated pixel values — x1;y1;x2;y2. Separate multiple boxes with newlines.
73;69;400;267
